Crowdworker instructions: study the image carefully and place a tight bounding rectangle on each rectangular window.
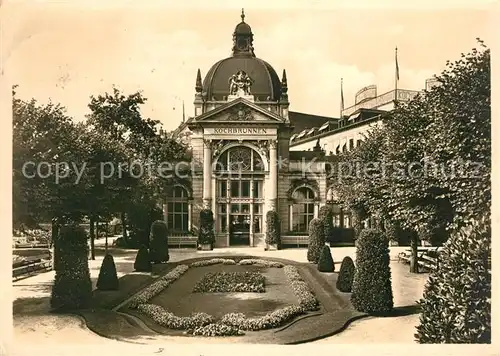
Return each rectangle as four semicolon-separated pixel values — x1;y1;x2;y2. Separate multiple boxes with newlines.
253;181;262;198
253;215;262;233
218;204;227;214
230;181;239;197
241;180;250;197
218;216;227;233
241;204;250;214
218;181;227;197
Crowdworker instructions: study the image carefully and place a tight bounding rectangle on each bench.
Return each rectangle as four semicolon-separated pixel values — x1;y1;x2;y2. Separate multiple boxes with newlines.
13;253;52;281
281;235;309;248
418;253;439;271
168;236;198;248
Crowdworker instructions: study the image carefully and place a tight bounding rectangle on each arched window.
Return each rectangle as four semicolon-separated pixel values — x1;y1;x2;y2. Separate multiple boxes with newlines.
215;146;264;172
291;187;315;233
166;186;189;232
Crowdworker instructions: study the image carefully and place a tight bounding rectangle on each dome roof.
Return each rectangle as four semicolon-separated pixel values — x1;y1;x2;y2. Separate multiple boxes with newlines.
203;57;282;101
202;9;282;102
234;21;252;35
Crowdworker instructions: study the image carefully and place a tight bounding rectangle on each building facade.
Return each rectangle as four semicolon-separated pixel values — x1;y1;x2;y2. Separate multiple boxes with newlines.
167;11;425;247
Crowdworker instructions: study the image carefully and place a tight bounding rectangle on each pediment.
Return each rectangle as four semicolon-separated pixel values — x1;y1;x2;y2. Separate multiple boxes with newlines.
195;98;283;123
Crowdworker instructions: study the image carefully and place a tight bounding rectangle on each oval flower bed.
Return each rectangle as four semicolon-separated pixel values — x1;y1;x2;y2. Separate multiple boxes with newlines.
127;258;318;337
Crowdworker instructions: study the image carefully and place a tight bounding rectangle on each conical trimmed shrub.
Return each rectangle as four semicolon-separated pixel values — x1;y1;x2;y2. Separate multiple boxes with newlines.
317;245;335;272
96;253;119;290
336;256;355;292
351;228;393;314
149;220;169;264
51;224;92;310
134;245;152;272
307;218;325;263
415;219;491;343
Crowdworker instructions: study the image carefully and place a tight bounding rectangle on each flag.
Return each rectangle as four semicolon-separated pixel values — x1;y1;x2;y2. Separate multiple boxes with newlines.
340;78;345;113
395;47;400;81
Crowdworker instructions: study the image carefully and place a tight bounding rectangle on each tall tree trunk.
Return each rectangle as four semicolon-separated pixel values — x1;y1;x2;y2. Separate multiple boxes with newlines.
90;216;96;260
51;217;59;271
105;222;109;253
410;231;419;273
121;212;128;241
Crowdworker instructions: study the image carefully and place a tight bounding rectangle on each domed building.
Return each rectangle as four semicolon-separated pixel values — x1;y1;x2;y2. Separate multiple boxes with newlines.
167;10;422;248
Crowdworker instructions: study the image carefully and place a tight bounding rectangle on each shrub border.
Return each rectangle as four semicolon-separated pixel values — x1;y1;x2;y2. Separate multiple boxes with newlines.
126;258;319;336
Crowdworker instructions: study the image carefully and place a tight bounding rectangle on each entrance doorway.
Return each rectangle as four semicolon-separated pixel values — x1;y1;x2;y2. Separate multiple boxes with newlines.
229;206;250;245
214;145;266;246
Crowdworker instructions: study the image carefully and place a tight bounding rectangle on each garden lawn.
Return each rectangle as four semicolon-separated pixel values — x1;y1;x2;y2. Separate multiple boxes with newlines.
147;264;297;318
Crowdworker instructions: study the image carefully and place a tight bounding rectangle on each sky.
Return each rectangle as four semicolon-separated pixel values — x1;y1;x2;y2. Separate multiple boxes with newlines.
2;1;496;131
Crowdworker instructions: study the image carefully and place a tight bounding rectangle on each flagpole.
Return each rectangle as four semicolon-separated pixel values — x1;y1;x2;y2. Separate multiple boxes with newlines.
340;77;344;119
395;46;399;104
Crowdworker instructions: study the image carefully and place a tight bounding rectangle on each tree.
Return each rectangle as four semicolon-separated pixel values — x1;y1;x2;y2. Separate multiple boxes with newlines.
13;94;90;227
86;87;189;248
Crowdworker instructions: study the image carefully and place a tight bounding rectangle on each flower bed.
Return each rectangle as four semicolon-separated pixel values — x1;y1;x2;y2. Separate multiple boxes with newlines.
128;265;189;309
192;271;266;293
137;303;215;329
190;258;237;267
127;258;319;336
238;259;284;268
191;323;245;337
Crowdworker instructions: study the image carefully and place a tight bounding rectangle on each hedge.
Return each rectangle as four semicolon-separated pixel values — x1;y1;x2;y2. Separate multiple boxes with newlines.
134;245;152;272
50;224;92;310
149;220;169;264
351;229;393;314
198;209;215;246
319;205;334;241
415;219;491;343
265;210;281;247
336;256;355;292
307;218;325;263
96;253;119;291
317;245;335;272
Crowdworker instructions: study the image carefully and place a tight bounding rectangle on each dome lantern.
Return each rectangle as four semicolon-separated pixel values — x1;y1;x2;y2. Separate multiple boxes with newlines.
232;8;255;57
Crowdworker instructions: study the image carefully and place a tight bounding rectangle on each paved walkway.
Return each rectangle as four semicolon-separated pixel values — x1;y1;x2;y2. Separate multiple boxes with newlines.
11;240;428;352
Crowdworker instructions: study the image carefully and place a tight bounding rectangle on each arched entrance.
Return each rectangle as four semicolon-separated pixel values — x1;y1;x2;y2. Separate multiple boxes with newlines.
214;145;265;246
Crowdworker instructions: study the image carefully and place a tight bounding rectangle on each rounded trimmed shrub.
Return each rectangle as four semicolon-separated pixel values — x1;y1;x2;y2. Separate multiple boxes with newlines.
51;224;92;310
265;210;281;248
336;256;355;292
149;220;169;264
307;218;325;263
134;245;152;272
415;219;491;343
198;209;215;246
351;228;393;314
96;253;119;291
319;205;334;241
317;245;335;272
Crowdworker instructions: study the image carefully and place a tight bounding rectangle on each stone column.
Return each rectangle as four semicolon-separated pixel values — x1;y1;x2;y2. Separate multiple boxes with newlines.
268;139;278;211
203;139;212;209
